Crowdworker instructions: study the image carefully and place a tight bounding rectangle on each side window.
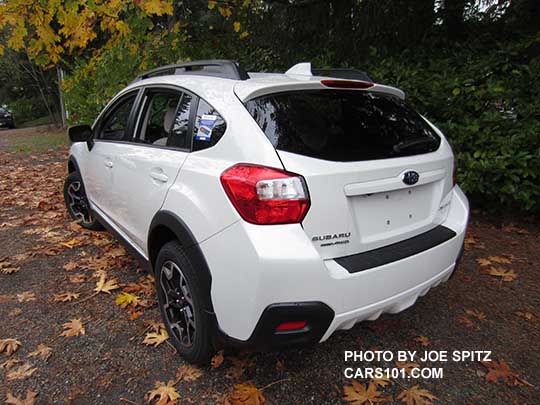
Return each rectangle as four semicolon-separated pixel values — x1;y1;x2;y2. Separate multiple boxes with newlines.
169;93;193;149
137;91;183;146
99;94;137;141
192;99;226;152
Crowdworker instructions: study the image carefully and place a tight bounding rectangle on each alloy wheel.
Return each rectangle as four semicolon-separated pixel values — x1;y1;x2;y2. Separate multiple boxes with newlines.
66;181;94;225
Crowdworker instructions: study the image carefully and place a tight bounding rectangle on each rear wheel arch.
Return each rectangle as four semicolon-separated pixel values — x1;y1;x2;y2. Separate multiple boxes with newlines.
68;156;80;174
148;211;214;312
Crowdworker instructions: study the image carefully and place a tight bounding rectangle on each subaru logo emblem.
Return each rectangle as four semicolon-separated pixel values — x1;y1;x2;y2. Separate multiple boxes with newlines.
402;170;419;185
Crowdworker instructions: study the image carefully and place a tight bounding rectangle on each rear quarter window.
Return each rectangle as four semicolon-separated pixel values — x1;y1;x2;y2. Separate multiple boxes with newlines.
245;90;441;162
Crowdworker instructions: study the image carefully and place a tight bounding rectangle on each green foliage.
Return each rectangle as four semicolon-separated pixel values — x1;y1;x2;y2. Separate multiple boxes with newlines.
366;39;540;212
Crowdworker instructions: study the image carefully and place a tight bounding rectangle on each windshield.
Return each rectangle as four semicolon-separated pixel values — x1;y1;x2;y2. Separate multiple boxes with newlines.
245;90;441;162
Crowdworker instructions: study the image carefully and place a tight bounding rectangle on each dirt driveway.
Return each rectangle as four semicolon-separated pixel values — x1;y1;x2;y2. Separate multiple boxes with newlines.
0;134;538;404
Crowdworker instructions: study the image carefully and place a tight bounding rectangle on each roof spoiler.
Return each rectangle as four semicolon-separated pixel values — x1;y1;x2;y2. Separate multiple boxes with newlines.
285;62;373;82
132;60;250;83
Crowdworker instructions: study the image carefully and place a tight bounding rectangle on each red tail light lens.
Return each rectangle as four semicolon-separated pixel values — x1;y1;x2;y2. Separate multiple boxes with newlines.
321;79;374;89
220;164;310;225
275;321;308;332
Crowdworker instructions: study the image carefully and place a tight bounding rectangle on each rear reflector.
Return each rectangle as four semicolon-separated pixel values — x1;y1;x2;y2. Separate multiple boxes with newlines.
221;164;310;225
321;79;374;89
275;321;308;332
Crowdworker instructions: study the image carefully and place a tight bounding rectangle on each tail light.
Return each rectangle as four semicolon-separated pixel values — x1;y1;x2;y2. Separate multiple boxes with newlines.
321;79;374;89
220;164;310;225
452;157;458;187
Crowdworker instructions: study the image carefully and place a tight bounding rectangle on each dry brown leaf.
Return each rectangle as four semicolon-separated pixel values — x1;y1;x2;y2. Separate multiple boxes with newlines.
371;377;392;388
1;358;21;370
0;294;12;304
6;363;37;380
129;310;144;320
0;338;21;356
481;267;517;282
53;292;80;302
457;315;476;328
395;361;420;376
481;359;532;387
60;237;86;249
9;308;22;317
143;328;168;346
1;266;20;274
62;261;79;271
175;364;203;382
465;309;486;321
16;291;36;302
230;381;266;405
146;380;180;405
502;224;529;235
476;258;491;267
5;390;38;405
413;335;430;347
515;311;535;321
68;274;87;283
60;318;85;337
343;380;391;404
28;344;52;360
94;273;119;294
397;385;437;405
488;255;511;264
211;350;225;369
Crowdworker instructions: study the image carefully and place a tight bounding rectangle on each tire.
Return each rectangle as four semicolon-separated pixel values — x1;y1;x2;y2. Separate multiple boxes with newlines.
155;240;214;364
63;171;103;231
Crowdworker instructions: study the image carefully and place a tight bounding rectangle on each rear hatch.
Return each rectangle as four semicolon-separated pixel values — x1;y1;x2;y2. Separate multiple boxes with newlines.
245;89;455;259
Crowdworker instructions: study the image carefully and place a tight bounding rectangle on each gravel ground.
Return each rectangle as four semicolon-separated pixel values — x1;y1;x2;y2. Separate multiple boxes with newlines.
0;135;538;404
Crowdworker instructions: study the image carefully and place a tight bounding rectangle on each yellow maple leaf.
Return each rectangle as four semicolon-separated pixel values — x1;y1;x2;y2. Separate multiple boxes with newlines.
230;381;266;405
0;339;21;356
146;380;180;404
233;21;241;32
239;31;249;40
143;328;168;346
218;6;233;18
60;318;85;337
115;291;140;308
94;273;119;294
397;385;437;405
139;0;173;16
208;0;217;9
343;380;391;404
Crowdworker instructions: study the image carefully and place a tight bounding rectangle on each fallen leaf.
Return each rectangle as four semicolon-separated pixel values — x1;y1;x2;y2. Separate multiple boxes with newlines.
53;292;80;302
488;255;511;264
9;308;22;317
63;261;79;271
230;381;265;405
1;267;20;274
395;361;420;376
481;267;517;282
1;358;21;370
5;390;38;405
175;364;203;382
143;328;169;346
465;309;486;321
146;380;180;405
515;311;535;321
129;310;144;320
457;315;476;328
413;335;430;347
476;258;491;267
60;319;85;337
371;377;392;388
68;274;87;283
60;237;86;249
502;224;529;235
343;380;391;404
211;350;224;369
0;338;21;356
94;273;119;294
397;385;437;405
7;363;37;380
481;359;532;387
16;291;36;302
28;344;52;360
115;291;140;308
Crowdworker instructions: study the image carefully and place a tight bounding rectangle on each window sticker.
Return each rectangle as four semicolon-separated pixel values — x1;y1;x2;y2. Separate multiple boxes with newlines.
200;114;217;128
195;125;212;141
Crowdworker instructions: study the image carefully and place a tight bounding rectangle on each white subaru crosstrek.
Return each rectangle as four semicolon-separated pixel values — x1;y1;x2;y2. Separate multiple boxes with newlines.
64;60;469;363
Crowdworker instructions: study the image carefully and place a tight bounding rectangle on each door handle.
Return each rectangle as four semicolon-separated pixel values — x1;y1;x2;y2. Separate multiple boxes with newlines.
104;160;114;168
150;170;168;183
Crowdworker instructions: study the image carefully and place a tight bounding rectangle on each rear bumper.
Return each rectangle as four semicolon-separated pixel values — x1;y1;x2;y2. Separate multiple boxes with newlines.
201;186;469;344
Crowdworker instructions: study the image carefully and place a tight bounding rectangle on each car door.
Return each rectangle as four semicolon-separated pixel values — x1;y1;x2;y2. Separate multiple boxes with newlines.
84;90;140;217
107;86;195;251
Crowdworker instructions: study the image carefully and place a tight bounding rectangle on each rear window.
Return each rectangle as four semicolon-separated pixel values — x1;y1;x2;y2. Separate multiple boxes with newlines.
245;90;441;161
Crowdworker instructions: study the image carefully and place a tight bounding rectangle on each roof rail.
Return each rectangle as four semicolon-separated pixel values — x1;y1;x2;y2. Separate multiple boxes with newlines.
133;59;249;82
285;62;373;82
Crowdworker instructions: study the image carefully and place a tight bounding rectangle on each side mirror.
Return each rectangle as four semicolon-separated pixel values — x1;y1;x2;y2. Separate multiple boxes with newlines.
68;125;92;143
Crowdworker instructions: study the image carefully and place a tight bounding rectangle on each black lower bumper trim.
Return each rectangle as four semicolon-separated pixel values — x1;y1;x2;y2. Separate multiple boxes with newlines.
217;302;334;350
335;225;457;274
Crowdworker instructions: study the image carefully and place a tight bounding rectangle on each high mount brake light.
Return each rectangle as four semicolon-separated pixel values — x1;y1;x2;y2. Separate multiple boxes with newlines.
320;79;374;89
220;164;310;225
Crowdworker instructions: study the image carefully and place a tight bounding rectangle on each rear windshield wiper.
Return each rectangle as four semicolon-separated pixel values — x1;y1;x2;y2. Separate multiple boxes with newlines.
393;138;437;153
